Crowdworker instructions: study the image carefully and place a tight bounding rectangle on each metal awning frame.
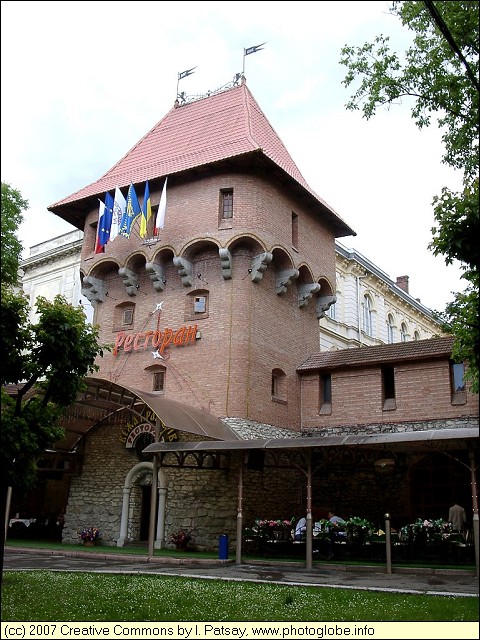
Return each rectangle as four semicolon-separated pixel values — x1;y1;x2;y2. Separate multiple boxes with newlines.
144;426;479;576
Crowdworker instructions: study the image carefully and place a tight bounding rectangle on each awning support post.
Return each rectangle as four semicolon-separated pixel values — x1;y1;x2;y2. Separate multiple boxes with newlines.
306;450;313;570
236;456;244;564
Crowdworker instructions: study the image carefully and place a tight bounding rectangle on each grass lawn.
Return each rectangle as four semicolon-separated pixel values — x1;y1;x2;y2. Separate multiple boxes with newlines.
1;570;478;622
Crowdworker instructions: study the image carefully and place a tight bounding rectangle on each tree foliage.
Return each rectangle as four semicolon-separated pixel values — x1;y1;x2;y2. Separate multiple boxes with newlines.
1;182;28;286
340;0;479;391
1;288;107;574
1;291;105;490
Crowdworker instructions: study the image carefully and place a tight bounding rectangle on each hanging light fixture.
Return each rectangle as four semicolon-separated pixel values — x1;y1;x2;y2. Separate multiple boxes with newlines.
374;457;396;474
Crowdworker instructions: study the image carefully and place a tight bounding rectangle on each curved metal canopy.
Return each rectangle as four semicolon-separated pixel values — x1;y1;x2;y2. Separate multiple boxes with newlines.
57;376;241;452
144;427;479;455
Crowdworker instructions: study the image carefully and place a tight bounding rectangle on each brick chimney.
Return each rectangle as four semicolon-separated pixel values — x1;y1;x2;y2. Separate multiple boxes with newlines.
396;275;409;293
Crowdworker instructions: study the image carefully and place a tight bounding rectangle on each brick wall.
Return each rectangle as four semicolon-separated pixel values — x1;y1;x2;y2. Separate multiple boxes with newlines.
300;359;478;430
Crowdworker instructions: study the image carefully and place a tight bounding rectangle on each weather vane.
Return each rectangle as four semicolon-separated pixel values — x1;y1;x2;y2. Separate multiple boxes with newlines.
242;42;266;76
176;66;197;102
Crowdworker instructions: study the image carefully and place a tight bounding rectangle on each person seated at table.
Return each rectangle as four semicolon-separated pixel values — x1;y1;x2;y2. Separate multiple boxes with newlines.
328;510;346;527
294;516;306;541
327;510;347;552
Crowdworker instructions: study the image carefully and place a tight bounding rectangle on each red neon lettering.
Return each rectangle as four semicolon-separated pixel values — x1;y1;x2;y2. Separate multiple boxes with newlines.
124;334;135;352
112;325;199;356
173;327;185;345
160;328;173;353
134;332;146;351
143;331;154;349
185;325;198;343
114;332;126;356
152;330;162;348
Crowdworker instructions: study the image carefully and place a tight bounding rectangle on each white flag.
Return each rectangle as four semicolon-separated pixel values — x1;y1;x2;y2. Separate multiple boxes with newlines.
111;186;126;241
155;177;168;233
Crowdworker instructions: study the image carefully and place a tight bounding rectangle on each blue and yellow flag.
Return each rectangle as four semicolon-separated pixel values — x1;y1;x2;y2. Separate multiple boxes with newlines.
140;180;152;238
120;183;141;238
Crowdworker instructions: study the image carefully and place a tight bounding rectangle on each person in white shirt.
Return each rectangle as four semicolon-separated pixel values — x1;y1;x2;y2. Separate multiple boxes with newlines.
294;517;306;541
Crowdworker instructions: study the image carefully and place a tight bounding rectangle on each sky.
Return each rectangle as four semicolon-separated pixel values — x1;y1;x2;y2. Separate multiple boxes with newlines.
1;0;466;312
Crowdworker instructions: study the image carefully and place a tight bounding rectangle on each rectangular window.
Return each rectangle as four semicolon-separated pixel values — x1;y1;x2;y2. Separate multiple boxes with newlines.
194;296;206;313
319;373;332;414
271;369;287;403
451;363;465;392
291;212;298;249
382;365;396;410
450;361;467;405
220;189;233;219
153;370;165;392
122;308;134;325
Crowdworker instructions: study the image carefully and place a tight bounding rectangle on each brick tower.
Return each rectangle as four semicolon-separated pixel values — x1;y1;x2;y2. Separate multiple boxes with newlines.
49;79;355;433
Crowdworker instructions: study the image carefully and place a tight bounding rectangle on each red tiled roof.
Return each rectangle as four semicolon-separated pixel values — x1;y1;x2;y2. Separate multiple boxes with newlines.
297;336;455;371
48;82;354;236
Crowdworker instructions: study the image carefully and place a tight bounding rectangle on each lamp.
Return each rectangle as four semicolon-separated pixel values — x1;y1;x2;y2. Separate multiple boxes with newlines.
374;458;396;474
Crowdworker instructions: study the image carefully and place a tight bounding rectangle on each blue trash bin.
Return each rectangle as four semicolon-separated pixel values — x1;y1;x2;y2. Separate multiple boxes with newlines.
219;534;229;560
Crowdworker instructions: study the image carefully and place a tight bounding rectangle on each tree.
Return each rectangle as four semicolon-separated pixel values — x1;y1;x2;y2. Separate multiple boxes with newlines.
1;290;106;576
339;0;479;391
1;182;28;286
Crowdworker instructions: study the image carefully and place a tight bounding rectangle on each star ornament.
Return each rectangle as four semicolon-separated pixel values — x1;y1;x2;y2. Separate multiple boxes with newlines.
151;350;164;360
154;302;164;313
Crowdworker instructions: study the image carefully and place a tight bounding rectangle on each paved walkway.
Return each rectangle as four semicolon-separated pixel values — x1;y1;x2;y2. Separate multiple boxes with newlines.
4;547;478;598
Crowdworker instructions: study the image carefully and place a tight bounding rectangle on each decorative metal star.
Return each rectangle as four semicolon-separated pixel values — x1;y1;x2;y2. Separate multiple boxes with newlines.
154;302;164;312
151;350;163;360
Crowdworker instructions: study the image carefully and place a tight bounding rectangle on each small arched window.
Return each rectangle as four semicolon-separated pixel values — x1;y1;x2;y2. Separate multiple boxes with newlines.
387;314;395;344
113;301;135;332
400;322;408;342
185;289;209;321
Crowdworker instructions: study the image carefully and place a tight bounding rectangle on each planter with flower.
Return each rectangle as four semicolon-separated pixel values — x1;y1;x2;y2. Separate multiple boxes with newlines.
345;516;374;543
78;527;102;546
170;529;192;551
244;518;295;543
400;518;452;544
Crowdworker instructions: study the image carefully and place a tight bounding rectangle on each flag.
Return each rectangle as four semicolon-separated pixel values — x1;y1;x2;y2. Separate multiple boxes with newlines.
95;191;114;253
140;180;152;238
119;183;141;239
111;187;126;241
178;66;196;80
154;177;168;234
244;42;266;56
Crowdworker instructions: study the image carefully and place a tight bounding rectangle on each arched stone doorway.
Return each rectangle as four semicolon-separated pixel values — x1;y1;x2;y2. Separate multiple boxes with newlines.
117;461;167;548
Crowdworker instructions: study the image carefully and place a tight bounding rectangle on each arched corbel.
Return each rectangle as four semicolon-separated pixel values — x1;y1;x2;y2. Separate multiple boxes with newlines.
81;275;105;303
219;248;232;280
276;268;299;295
316;294;336;318
118;267;138;297
298;282;321;308
172;256;193;287
145;262;166;292
250;252;273;283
